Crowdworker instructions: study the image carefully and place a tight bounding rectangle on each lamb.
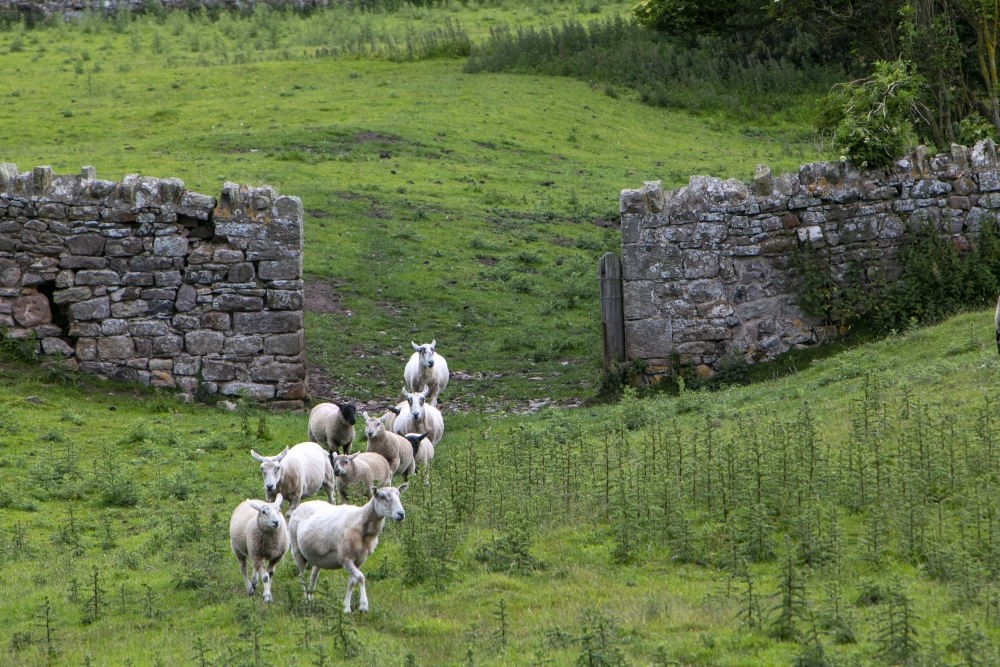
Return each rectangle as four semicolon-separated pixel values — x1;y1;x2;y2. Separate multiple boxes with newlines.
251;442;337;515
403;340;449;406
362;411;415;481
995;293;1000;354
392;387;445;446
331;452;393;503
289;484;408;613
229;494;289;603
403;432;434;470
308;402;357;455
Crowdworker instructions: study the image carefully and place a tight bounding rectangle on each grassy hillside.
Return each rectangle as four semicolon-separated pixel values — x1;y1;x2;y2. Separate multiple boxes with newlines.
1;310;1000;665
0;5;824;410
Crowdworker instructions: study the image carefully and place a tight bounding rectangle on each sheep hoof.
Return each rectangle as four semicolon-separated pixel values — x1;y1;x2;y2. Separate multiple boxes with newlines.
343;606;352;614
263;594;273;603
359;605;369;613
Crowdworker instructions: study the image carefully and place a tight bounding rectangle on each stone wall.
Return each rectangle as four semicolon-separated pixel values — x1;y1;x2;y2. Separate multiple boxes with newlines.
619;140;1000;382
0;162;306;409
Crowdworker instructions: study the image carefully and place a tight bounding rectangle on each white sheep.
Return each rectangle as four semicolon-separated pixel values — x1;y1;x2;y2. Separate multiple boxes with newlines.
362;411;415;481
994;293;1000;354
308;402;357;455
392;387;444;446
331;452;393;503
229;494;289;603
289;484;408;613
404;340;449;406
250;442;336;515
380;404;402;433
402;432;434;470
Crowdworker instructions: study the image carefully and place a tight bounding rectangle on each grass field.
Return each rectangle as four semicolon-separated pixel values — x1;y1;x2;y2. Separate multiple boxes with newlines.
2;308;1000;666
0;4;824;410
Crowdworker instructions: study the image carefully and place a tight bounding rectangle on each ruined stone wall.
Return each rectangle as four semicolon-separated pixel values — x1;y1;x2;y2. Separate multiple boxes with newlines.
0;163;306;408
619;140;1000;382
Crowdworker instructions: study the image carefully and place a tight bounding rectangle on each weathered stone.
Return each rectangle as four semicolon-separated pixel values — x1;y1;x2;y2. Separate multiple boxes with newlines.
41;337;74;357
175;284;197;312
155;270;183;287
76;338;97;361
263;330;304;356
219;381;275;400
101;319;129;336
224;335;263;355
201;359;237;382
110;299;149;318
75;270;120;286
69;297;110;321
153;235;188;257
202;311;232;330
227;262;256;283
185;330;225;355
258;259;300;281
0;258;22;287
149;371;177;388
59;256;108;269
212;294;264;311
754;164;773;197
13;294;52;327
130;320;169;337
251;362;304;382
151;334;184;357
277;382;307;400
66;233;105;256
174;355;201;376
105;237;144;256
97;335;134;360
234;311;302;334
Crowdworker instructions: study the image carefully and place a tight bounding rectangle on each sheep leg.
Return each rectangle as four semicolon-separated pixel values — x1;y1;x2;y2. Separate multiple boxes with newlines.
345;560;369;613
257;561;274;603
342;560;359;613
308;565;321;599
285;496;300;520
236;553;254;596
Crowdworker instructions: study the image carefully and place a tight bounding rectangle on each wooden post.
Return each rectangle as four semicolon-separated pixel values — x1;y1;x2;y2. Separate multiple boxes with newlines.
599;252;625;372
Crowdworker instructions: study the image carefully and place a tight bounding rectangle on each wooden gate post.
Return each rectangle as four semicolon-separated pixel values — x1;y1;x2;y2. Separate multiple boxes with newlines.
598;252;625;372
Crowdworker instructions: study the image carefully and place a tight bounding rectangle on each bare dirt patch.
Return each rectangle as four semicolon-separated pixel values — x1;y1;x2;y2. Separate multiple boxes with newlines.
355;131;400;143
304;279;347;315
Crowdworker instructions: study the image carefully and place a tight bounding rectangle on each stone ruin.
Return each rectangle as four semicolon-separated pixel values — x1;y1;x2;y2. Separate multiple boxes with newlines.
0;163;307;409
619;140;1000;384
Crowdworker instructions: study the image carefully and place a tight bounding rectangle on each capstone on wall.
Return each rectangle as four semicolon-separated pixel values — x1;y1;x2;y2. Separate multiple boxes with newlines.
0;163;307;409
619;140;1000;382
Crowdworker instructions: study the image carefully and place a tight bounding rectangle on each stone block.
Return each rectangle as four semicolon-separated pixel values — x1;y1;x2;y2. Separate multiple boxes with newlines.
264;330;304;356
186;330;225;355
98;335;135;360
212;294;264;312
174;355;201;376
0;259;21;287
172;314;200;330
110;299;149;318
754;164;773;196
13;294;52;327
258;259;300;281
178;376;199;394
66;233;105;256
122;272;155;286
153;235;188;257
251;362;304;382
151;334;184;357
150;371;176;389
224;335;263;355
219;381;275;401
624;319;673;358
277;381;306;400
41;337;74;357
234;311;303;334
130;256;174;272
155;270;183;287
266;289;302;310
69;297;110;321
175;283;198;312
101;319;129;336
147;358;173;372
227;262;256;283
75;270;120;286
202;359;237;382
130;320;169;337
69;322;101;337
59;256;108;270
105;237;144;256
75;338;97;361
202;311;231;330
682;250;720;279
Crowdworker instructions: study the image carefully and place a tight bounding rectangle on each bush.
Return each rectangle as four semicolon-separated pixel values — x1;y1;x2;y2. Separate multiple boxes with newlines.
817;60;922;169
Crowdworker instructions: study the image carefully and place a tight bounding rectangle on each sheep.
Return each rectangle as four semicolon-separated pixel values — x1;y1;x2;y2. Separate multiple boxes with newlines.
331;452;393;503
403;432;434;470
380;405;402;433
250;442;336;516
995;293;1000;354
392;387;445;446
289;484;408;613
362;411;415;481
229;494;289;603
403;340;449;406
308;402;357;455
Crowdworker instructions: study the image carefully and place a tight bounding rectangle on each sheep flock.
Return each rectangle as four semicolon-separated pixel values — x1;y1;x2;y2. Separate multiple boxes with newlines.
231;341;444;612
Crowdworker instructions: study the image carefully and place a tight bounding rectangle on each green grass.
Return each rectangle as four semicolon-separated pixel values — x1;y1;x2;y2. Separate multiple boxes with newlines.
2;309;1000;665
0;5;824;409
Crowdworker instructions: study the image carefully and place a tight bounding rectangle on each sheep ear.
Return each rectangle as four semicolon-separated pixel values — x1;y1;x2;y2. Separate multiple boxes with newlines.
420;386;429;398
411;341;420;351
275;446;289;462
362;411;371;420
388;406;400;415
420;432;430;441
430;340;436;349
273;493;283;506
370;485;379;497
349;452;360;461
398;483;409;494
250;450;264;462
249;501;263;511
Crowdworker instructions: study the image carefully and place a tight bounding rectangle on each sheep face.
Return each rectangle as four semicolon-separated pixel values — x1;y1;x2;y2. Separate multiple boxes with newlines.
332;452;360;477
369;484;408;522
403;388;429;422
337;403;357;426
411;340;437;368
363;412;385;440
251;447;289;495
249;494;284;531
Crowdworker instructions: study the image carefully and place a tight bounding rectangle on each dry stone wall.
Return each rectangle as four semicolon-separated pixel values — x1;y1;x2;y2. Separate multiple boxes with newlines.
619;140;1000;382
0;162;306;408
